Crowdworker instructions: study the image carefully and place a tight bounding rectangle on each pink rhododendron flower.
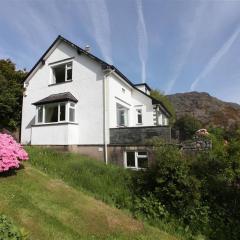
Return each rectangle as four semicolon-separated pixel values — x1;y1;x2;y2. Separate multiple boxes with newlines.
0;133;28;172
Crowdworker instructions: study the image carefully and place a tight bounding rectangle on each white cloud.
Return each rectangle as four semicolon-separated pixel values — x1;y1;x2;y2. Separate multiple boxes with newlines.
85;0;112;64
190;26;240;91
136;0;148;83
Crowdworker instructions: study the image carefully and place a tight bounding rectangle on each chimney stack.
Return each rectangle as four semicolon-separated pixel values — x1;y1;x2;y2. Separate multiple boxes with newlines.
85;45;90;52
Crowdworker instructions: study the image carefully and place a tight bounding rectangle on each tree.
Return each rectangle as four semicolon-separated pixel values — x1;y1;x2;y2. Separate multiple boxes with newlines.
150;89;175;124
174;115;202;141
0;59;27;130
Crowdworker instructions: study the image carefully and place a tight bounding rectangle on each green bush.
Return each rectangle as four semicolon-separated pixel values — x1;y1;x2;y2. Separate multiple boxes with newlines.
0;215;27;240
174;115;202;141
133;193;169;220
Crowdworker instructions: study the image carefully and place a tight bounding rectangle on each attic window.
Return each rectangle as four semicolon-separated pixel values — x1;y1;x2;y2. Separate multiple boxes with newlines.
52;62;72;84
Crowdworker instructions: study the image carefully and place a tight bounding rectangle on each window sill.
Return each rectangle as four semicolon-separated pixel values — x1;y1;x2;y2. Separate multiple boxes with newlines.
32;122;78;127
48;80;73;87
125;167;146;171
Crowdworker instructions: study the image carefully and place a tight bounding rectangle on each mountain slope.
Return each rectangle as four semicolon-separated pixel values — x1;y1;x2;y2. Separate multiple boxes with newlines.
167;92;240;128
0;164;177;240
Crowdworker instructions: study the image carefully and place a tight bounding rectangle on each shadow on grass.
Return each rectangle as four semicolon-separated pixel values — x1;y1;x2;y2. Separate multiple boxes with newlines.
0;164;25;178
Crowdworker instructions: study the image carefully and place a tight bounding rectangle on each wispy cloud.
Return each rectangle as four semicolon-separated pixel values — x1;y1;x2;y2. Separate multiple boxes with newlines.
85;0;112;64
136;0;148;83
165;3;206;94
190;25;240;91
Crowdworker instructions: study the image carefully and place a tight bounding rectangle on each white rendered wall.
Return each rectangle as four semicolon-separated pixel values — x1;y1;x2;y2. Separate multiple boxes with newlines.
31;124;79;145
21;41;104;145
108;74;154;129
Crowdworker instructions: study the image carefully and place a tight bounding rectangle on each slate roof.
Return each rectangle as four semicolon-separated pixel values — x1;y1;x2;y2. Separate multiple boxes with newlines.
134;83;152;91
32;92;78;105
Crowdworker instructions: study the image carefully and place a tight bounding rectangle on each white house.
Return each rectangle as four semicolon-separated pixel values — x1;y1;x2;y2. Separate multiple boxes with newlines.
21;36;171;169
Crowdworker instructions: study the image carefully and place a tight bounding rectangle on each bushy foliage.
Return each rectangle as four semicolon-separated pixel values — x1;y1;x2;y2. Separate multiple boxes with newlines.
0;59;27;130
133;193;169;220
174;115;202;140
0;215;28;240
191;133;240;240
133;144;208;233
0;133;28;172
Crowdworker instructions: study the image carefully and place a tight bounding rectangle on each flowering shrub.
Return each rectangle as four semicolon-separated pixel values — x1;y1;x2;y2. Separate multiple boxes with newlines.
0;133;28;172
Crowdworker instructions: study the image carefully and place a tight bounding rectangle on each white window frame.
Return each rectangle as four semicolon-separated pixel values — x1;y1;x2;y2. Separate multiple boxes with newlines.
136;108;143;125
68;102;76;122
51;61;73;84
124;151;148;170
35;101;76;125
116;104;128;127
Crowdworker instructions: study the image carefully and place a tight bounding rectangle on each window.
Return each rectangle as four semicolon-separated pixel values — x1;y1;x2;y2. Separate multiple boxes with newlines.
36;102;76;124
69;102;75;122
52;62;72;84
136;109;142;124
37;106;43;123
125;151;148;170
158;112;163;125
116;104;128;127
122;88;125;94
163;115;169;126
59;103;66;121
45;103;58;123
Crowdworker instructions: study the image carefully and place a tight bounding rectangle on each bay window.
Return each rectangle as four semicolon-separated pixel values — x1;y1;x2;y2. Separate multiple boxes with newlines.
36;102;76;124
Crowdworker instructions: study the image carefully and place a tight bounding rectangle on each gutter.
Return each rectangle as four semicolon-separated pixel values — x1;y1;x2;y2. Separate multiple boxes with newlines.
103;68;115;165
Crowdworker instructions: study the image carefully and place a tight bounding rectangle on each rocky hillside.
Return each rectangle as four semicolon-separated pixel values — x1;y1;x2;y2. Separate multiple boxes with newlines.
167;92;240;129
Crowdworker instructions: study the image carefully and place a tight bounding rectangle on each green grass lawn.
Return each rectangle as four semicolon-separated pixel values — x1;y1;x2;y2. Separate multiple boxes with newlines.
0;164;177;240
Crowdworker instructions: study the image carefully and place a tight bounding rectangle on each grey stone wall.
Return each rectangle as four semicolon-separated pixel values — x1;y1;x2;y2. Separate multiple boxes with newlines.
110;126;171;144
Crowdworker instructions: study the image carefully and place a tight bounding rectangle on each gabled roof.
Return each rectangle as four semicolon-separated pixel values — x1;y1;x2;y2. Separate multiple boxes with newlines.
32;92;78;106
26;35;171;117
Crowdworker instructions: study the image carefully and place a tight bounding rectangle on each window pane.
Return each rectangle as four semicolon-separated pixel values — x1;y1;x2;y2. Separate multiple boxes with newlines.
138;157;148;168
66;68;72;80
119;110;125;126
117;104;128;127
53;65;65;83
137;114;142;124
45;104;58;123
69;108;75;122
70;102;75;107
126;152;135;167
37;106;43;123
60;104;66;121
138;151;147;156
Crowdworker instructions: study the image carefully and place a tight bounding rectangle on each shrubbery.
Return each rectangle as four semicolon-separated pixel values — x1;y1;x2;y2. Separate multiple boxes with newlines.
0;215;28;240
0;133;28;172
133;132;240;239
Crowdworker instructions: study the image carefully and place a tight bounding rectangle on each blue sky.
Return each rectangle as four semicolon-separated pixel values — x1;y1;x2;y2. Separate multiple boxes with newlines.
0;0;240;103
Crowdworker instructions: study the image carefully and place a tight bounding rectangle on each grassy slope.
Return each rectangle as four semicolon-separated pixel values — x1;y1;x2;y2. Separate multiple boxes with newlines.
0;165;177;240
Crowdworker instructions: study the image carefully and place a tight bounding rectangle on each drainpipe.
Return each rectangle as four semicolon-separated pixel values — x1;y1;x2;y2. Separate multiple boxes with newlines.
103;68;115;165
